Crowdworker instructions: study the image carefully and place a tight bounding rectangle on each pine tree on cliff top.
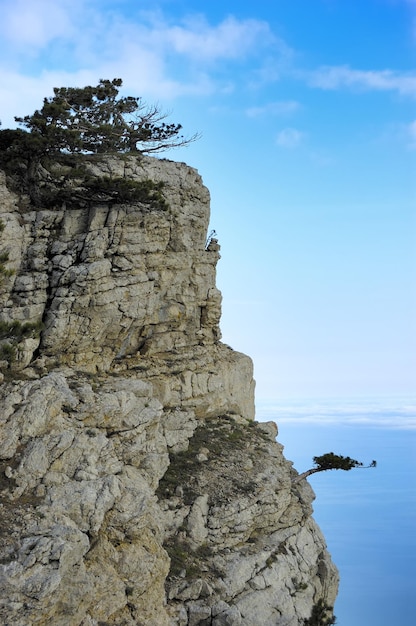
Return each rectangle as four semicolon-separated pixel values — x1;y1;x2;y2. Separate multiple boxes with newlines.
2;78;198;156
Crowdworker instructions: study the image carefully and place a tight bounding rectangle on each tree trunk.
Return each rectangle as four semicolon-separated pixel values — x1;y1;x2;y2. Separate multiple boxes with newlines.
291;468;322;484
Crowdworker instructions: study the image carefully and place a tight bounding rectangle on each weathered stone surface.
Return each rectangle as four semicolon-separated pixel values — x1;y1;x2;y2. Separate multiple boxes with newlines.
0;155;338;625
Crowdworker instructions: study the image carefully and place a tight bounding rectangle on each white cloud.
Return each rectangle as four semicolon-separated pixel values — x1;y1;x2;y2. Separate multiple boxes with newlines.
0;3;282;127
0;2;273;66
276;127;305;148
0;0;75;48
308;65;416;97
163;15;272;61
246;100;301;117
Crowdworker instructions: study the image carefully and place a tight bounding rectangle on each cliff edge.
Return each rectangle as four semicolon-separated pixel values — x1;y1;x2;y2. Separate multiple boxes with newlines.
0;155;338;625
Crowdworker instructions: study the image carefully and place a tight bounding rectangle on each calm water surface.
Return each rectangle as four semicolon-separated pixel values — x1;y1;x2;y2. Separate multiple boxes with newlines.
256;399;416;626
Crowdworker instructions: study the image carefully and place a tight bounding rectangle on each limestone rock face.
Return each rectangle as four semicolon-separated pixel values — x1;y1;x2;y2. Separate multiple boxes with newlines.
0;155;338;625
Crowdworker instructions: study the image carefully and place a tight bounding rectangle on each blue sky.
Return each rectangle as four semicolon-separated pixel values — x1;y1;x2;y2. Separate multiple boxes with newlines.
1;0;415;400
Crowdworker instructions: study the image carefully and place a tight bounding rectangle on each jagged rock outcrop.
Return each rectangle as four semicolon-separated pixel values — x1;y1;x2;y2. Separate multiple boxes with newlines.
0;155;338;625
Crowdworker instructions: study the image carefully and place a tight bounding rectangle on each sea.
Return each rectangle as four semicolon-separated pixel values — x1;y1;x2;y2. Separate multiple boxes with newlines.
256;397;416;626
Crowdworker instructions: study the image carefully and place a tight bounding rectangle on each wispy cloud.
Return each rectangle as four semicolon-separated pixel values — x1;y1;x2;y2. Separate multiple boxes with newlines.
257;398;416;429
276;127;305;148
0;0;76;49
246;100;301;117
0;2;281;126
162;15;273;61
308;65;416;97
2;1;414;142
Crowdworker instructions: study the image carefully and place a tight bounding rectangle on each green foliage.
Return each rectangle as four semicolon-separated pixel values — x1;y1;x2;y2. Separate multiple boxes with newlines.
0;219;13;282
0;342;16;363
312;453;376;472
292;451;376;484
12;78;198;156
0;129;37;159
0;320;43;367
157;415;272;583
0;79;197;207
27;167;169;210
0;80;190;211
313;453;363;472
157;415;268;505
83;176;168;209
0;128;47;174
0;253;13;280
0;319;43;341
163;536;218;580
303;599;336;625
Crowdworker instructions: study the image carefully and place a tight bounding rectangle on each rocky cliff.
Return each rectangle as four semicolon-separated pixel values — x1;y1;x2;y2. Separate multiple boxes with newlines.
0;155;338;625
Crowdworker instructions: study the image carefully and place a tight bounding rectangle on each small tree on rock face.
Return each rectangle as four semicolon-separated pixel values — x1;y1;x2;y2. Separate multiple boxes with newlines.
303;599;336;626
292;452;376;484
13;78;199;155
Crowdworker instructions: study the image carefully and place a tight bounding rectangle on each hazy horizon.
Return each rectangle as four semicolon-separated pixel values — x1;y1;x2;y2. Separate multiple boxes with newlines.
258;400;416;626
